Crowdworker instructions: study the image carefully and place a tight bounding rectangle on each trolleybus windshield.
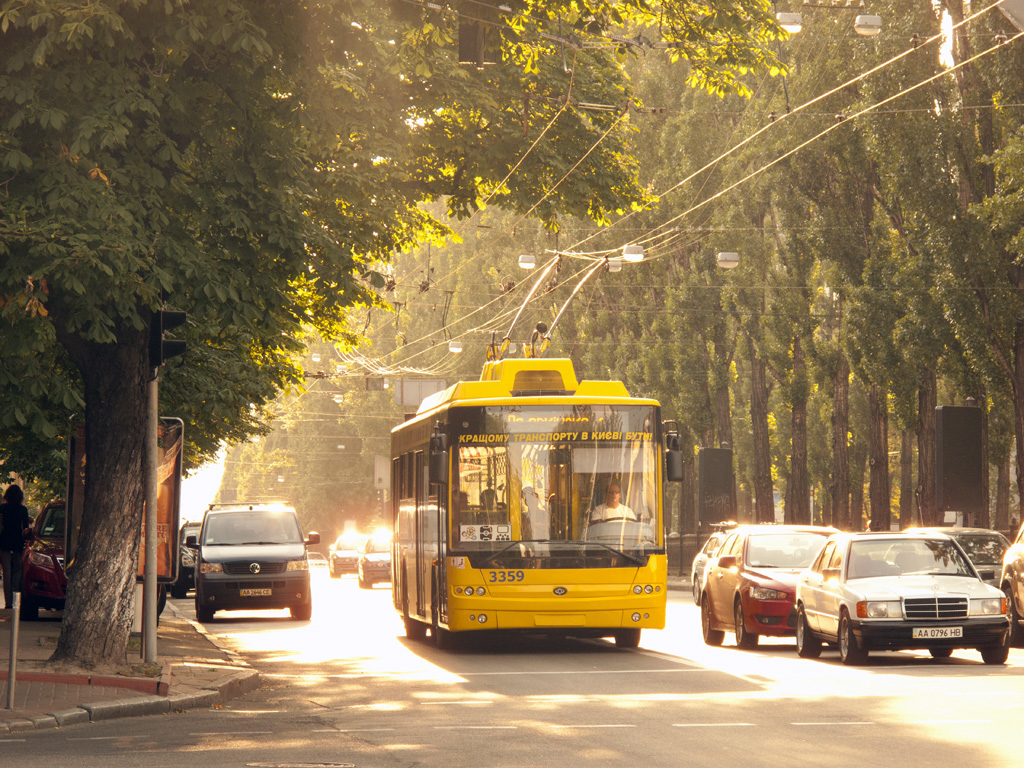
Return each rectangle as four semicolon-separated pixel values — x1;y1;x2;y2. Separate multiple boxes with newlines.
450;403;661;568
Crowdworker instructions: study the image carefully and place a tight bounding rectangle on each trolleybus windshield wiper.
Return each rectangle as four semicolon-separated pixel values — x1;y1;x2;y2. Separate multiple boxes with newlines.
479;540;645;568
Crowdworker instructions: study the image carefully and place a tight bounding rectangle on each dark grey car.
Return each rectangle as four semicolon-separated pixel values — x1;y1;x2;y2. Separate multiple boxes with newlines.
912;527;1009;587
187;503;320;622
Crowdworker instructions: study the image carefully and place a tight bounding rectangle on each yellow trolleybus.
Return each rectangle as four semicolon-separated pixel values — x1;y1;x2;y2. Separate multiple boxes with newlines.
391;357;682;649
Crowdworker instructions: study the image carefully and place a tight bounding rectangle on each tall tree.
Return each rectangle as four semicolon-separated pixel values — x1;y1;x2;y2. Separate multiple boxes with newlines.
0;0;787;666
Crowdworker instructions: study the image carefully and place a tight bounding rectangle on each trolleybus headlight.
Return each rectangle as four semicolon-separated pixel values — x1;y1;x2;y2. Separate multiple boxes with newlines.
478;614;488;623
476;587;486;596
633;585;643;594
644;585;653;594
631;612;642;622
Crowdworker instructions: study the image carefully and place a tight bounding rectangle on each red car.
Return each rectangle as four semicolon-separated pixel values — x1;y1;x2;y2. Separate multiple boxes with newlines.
21;500;68;620
700;524;835;648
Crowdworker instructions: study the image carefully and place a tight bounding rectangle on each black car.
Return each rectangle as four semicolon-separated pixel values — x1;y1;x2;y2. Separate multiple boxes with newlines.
187;502;320;621
171;521;202;598
912;527;1009;587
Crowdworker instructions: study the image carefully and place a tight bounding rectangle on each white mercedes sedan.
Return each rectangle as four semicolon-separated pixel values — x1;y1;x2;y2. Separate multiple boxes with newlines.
795;531;1009;666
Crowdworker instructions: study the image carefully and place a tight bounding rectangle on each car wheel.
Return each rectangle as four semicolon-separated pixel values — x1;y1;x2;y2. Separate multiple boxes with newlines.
980;641;1009;665
796;606;822;659
929;647;953;659
838;611;867;666
358;575;371;589
614;628;641;649
1003;583;1024;646
734;599;758;649
196;603;215;623
18;595;39;621
171;581;189;599
701;593;724;646
290;602;312;621
692;578;701;605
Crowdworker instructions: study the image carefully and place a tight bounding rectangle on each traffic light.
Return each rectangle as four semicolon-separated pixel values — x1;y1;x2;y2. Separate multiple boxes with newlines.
149;309;187;369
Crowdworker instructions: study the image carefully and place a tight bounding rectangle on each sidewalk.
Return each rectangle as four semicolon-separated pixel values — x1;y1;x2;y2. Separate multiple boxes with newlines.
0;601;259;734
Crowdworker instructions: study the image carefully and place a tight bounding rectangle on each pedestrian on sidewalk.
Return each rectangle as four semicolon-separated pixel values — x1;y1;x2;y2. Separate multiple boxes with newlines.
0;483;32;609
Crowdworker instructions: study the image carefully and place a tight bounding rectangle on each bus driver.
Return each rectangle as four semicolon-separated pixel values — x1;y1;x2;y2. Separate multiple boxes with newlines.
590;480;637;523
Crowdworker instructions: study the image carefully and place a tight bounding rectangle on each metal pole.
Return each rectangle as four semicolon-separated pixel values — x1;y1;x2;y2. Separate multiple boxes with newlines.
143;374;158;662
6;592;19;709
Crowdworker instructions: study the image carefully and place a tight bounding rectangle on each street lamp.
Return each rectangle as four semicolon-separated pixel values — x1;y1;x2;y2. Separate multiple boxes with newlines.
777;11;803;33
853;14;882;36
717;252;740;269
622;243;644;262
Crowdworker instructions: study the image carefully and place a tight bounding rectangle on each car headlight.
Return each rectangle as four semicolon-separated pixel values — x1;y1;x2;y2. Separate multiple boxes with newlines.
181;549;196;566
860;600;902;618
287;558;309;571
750;587;787;601
27;551;53;567
199;562;223;574
970;598;1006;616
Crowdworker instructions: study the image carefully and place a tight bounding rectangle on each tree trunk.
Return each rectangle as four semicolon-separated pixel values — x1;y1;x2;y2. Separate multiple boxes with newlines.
788;336;809;524
850;438;866;530
790;400;809;525
917;369;939;525
900;430;914;529
996;456;1010;533
50;318;148;668
975;389;991;528
868;384;891;531
682;452;697;536
831;352;851;530
749;337;774;523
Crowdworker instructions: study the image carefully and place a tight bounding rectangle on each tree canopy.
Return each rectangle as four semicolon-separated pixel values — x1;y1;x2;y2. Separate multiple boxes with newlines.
0;0;787;666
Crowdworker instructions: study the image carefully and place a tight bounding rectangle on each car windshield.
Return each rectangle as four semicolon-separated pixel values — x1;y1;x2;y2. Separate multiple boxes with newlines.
37;505;66;538
745;532;830;568
848;538;975;579
952;533;1008;564
202;510;302;545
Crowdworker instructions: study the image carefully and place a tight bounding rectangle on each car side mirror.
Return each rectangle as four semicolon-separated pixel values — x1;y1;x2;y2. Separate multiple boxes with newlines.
978;568;995;581
185;535;198;549
716;554;737;569
823;567;840;581
306;531;321;546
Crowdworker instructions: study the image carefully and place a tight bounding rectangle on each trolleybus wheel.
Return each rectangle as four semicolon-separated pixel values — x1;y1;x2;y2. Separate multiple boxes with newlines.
613;628;641;648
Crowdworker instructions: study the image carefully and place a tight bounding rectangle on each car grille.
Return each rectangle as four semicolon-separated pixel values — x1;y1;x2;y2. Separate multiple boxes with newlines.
223;561;287;575
903;596;969;620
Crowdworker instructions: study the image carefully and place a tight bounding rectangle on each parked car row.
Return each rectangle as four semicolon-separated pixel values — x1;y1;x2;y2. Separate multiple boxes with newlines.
694;523;1014;666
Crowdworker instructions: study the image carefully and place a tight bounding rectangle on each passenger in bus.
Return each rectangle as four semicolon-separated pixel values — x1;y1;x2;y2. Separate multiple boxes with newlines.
590;480;637;522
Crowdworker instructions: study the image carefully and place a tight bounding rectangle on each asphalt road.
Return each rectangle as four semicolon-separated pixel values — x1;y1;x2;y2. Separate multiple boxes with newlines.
4;572;1024;767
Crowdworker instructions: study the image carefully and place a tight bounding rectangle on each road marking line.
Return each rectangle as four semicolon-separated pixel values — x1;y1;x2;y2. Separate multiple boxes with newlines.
419;700;494;705
906;719;992;725
792;722;874;726
264;668;710;680
672;723;756;728
332;729;397;733
434;726;517;730
548;724;636;729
